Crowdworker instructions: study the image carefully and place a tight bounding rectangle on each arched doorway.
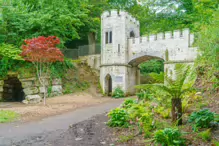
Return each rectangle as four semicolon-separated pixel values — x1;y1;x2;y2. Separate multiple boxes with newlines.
3;77;24;102
105;74;112;96
130;31;135;38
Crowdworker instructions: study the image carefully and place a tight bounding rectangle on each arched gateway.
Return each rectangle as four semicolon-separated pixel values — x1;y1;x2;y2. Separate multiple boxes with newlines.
100;10;198;94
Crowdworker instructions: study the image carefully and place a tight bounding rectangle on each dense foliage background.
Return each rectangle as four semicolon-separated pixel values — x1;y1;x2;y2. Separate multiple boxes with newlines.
0;0;218;88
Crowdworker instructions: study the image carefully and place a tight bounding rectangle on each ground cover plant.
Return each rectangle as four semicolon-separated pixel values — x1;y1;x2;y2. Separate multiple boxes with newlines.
0;110;19;123
188;109;218;131
154;128;186;146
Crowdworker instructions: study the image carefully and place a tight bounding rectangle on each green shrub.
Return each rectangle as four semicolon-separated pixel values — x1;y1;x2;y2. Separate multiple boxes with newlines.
198;129;212;142
0;43;23;60
107;108;130;128
128;103;147;120
154;128;186;146
188;109;215;131
0;110;19;123
136;90;153;101
112;87;125;98
121;98;137;109
155;106;170;119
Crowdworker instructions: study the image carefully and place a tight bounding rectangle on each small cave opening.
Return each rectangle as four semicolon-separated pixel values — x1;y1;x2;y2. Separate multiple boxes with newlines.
3;77;25;102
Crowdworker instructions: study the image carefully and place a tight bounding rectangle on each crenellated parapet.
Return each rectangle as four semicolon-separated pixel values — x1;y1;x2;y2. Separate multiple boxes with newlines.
128;29;194;46
101;9;140;26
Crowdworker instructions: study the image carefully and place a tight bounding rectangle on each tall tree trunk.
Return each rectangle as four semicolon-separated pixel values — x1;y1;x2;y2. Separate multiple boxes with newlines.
88;32;96;55
171;98;182;125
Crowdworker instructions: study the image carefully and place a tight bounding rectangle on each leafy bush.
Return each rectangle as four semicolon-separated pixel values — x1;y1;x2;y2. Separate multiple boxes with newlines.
188;109;215;131
128;103;147;120
112;87;125;98
107;108;130;128
121;98;137;109
155;106;170;119
0;43;23;60
154;128;186;146
198;129;212;142
136;90;153;101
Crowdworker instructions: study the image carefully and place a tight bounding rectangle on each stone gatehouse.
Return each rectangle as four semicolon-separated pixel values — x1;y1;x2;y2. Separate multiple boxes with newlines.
99;10;198;95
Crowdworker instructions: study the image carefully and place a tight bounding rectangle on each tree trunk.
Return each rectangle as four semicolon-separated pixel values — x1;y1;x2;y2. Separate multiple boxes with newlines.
171;98;182;125
88;32;96;55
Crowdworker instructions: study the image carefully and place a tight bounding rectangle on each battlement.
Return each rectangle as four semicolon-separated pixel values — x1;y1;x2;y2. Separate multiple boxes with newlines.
101;10;140;26
129;29;194;46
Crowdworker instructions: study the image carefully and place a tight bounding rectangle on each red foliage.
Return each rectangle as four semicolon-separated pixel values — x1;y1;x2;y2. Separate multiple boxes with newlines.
21;36;64;63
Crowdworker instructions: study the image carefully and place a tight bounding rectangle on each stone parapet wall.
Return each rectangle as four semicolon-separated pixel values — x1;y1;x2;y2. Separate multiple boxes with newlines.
0;76;63;104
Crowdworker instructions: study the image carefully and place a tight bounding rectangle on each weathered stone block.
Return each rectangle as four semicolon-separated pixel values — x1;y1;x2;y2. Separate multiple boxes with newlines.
19;77;36;82
52;85;62;93
52;78;62;85
23;87;39;95
38;93;44;99
34;79;49;87
0;80;4;86
24;95;42;104
21;81;34;88
39;87;46;93
0;86;3;92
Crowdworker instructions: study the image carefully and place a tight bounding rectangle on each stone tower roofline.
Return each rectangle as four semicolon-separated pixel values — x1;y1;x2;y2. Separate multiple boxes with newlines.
101;9;140;26
128;28;194;47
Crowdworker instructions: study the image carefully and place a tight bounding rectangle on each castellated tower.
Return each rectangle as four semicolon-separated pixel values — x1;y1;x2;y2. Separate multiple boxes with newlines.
100;10;197;95
100;10;140;95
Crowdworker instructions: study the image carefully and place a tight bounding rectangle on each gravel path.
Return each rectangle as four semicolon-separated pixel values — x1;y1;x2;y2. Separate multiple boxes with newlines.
0;99;124;146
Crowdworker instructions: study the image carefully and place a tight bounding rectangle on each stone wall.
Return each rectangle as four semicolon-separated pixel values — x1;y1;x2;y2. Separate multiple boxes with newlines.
0;76;63;104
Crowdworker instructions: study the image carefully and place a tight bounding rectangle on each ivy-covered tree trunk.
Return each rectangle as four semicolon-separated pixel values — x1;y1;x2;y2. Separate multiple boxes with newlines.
171;98;182;125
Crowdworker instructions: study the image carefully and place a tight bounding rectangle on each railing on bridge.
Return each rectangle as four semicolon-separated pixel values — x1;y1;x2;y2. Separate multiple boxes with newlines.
62;44;101;60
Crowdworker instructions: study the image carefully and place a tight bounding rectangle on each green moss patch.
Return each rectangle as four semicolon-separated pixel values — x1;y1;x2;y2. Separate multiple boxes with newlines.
0;110;19;123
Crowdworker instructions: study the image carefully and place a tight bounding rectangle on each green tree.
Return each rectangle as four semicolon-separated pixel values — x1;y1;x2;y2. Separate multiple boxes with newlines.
140;59;164;74
1;0;91;46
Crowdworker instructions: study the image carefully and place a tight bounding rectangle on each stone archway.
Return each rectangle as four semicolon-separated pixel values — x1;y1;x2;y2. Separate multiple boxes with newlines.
3;76;24;102
130;30;135;38
105;74;112;96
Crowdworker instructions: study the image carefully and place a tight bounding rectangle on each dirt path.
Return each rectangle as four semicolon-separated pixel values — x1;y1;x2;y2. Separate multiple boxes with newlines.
0;92;116;122
14;114;117;146
0;98;124;146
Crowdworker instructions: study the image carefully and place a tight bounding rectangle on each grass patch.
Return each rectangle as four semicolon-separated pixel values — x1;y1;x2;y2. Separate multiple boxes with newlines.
0;110;19;123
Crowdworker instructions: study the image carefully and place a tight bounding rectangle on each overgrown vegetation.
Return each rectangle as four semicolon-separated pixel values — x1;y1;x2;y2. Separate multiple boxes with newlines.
136;64;197;125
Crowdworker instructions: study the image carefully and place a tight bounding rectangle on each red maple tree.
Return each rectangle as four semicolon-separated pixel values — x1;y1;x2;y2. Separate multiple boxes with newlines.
21;36;64;105
21;36;64;63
